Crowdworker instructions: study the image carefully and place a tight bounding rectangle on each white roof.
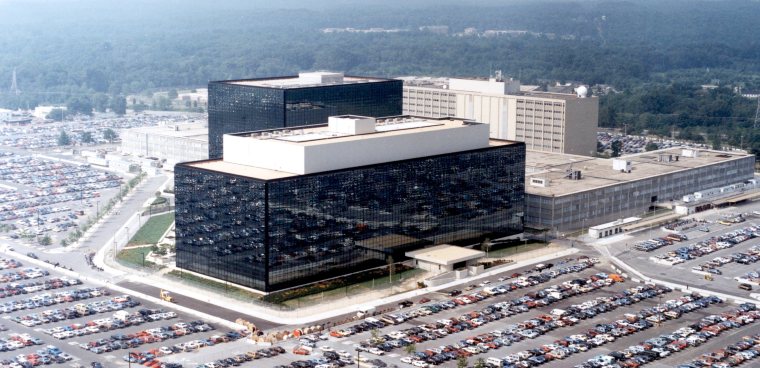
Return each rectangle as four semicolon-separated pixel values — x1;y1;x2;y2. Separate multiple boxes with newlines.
221;116;494;176
589;217;641;231
405;245;485;266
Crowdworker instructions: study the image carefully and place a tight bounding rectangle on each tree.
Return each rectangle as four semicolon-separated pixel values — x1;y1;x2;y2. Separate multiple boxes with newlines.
111;95;127;115
154;96;172;110
481;238;492;258
370;328;380;343
103;128;118;143
168;89;179;100
645;141;659;151
610;140;622;157
66;97;93;116
457;356;468;368
38;235;52;246
46;108;67;121
85;68;109;92
57;130;71;146
92;93;109;113
711;133;722;150
403;343;416;355
80;131;94;144
474;358;486;368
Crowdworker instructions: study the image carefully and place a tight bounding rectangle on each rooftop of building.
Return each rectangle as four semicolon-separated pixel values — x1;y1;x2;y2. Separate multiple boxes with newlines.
125;122;209;141
400;75;589;100
229;115;493;146
183;115;518;180
525;148;753;197
405;244;485;266
217;71;390;89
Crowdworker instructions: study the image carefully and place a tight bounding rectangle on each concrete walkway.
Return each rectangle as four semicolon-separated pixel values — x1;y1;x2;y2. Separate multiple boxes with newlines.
95;241;579;326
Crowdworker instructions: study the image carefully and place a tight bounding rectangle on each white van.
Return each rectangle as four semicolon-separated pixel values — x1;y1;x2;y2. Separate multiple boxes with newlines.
486;357;504;367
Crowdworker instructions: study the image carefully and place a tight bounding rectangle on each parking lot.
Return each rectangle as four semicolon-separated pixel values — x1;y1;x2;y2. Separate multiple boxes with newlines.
1;237;758;368
611;200;760;298
186;251;758;368
0;151;123;247
0;113;201;150
0;253;254;368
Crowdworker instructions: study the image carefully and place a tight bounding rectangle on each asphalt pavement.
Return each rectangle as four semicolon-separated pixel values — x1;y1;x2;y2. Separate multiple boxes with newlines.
116;280;283;331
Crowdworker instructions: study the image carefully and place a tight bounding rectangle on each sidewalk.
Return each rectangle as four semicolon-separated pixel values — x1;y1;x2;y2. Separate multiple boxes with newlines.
96;241;579;326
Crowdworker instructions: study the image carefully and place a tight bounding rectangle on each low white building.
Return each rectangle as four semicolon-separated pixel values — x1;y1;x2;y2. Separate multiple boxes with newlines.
405;244;485;272
121;122;208;166
33;105;66;119
588;217;641;239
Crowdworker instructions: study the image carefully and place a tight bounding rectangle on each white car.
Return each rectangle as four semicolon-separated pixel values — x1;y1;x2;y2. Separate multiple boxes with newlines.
401;357;413;363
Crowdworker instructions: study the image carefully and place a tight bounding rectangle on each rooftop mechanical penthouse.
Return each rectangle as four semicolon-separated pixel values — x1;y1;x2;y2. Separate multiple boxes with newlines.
207;71;402;159
175;115;525;292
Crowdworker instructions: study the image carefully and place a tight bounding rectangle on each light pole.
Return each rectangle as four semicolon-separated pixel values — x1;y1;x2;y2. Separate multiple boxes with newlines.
124;226;130;248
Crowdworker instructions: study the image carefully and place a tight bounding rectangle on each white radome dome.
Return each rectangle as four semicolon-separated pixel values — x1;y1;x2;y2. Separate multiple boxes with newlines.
575;85;588;98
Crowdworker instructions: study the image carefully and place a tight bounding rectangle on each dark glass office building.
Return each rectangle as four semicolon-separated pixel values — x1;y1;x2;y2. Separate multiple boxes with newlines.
175;141;525;292
207;74;402;158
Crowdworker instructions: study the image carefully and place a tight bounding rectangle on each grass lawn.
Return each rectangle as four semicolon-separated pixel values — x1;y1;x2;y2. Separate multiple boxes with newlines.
116;245;156;268
129;213;174;245
165;270;262;301
486;241;548;259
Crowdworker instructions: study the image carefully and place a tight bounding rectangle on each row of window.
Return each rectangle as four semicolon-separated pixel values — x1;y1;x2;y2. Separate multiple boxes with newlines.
176;144;526;292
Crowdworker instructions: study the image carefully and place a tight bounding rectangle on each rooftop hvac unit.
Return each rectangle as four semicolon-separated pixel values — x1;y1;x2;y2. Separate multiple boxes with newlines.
530;178;549;187
566;170;582;180
612;159;631;172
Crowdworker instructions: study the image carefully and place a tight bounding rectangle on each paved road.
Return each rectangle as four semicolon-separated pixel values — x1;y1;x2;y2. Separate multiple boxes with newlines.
117;280;283;330
13;175;169;281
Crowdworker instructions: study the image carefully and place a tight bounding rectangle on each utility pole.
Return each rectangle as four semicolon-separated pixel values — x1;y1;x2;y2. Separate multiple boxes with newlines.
754;97;760;129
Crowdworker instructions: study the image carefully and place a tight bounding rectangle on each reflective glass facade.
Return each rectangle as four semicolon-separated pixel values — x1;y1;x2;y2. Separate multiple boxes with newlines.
176;142;525;292
208;79;402;158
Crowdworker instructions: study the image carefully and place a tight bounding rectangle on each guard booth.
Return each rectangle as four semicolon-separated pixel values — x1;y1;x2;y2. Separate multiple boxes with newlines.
588;217;641;239
405;244;485;273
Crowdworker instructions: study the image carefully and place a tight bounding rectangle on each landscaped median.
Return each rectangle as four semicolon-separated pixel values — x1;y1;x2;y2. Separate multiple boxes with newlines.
115;212;174;269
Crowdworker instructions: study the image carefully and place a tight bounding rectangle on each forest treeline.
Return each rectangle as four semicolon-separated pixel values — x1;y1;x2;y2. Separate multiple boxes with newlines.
1;0;759;151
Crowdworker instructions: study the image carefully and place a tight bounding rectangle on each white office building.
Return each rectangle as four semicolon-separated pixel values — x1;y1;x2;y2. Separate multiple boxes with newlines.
401;74;599;156
121;122;208;167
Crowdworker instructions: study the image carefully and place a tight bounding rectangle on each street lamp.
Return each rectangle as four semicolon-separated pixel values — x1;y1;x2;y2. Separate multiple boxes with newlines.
123;226;130;248
127;351;138;368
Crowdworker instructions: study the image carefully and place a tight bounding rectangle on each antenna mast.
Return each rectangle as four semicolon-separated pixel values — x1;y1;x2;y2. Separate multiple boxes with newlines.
10;68;20;96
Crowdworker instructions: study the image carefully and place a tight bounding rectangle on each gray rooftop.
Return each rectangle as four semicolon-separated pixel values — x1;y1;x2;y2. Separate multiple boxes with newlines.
525;148;753;197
